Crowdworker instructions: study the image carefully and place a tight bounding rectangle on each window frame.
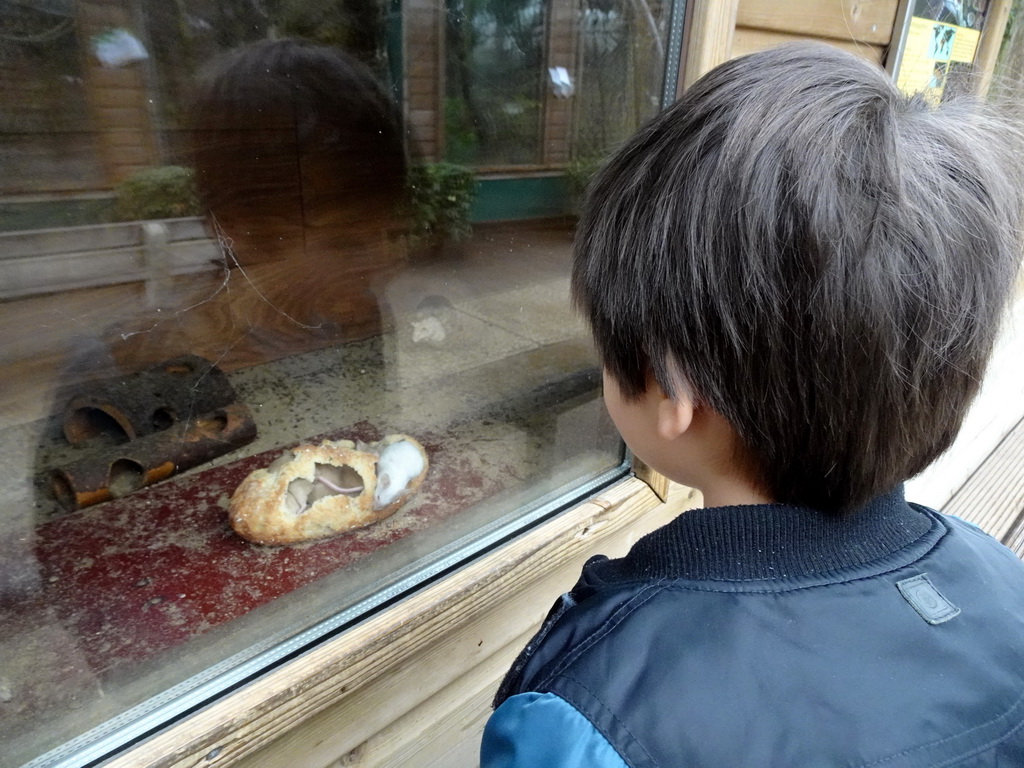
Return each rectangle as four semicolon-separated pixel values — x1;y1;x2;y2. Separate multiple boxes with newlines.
91;466;686;768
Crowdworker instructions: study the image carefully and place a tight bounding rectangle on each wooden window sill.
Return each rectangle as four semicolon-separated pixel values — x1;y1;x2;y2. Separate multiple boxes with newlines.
105;469;697;768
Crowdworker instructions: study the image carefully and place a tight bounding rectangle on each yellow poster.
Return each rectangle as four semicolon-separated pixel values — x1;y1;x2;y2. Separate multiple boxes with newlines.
896;4;984;104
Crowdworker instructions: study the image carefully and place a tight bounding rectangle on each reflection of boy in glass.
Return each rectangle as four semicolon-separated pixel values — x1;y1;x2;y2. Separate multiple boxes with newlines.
117;38;412;367
109;39;408;379
482;44;1024;767
191;39;407;269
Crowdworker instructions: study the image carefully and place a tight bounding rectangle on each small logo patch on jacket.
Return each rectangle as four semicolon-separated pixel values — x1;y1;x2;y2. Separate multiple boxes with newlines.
896;574;960;625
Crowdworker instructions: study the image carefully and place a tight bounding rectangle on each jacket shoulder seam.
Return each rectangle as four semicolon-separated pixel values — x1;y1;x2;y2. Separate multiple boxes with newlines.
555;675;656;768
534;582;668;689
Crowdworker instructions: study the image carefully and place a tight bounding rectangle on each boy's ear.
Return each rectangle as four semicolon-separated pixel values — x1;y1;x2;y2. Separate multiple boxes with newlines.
655;385;694;442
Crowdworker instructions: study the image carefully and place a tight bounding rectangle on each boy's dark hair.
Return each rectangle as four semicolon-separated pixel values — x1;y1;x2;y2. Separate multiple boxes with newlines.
573;43;1024;512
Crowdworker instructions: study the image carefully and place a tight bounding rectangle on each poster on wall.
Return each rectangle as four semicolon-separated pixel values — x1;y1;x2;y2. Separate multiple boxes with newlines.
891;0;990;102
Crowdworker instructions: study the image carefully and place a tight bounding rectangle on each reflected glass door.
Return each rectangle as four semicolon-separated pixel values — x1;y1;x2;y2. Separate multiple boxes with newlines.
444;0;548;165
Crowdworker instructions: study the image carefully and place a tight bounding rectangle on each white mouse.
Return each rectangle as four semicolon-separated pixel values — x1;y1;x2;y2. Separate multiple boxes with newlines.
373;440;427;509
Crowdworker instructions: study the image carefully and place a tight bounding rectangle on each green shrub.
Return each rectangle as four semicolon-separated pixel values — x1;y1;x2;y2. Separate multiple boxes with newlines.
112;166;201;222
407;162;477;242
565;155;605;204
443;98;480;166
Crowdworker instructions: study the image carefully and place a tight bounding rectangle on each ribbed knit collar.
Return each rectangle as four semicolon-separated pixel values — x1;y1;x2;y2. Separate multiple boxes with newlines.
597;486;935;582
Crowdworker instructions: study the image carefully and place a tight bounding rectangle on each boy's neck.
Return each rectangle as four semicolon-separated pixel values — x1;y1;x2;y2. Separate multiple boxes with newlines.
672;405;775;509
696;476;774;509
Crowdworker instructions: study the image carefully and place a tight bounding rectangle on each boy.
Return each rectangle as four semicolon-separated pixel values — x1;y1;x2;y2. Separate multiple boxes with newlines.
480;44;1024;766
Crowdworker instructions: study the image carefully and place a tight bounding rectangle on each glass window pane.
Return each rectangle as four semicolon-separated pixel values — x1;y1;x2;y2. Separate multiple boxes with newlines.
574;0;667;159
444;0;547;165
0;1;675;764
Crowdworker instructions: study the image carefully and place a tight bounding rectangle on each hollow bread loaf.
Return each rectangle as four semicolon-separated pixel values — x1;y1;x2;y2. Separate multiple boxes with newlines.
229;434;428;546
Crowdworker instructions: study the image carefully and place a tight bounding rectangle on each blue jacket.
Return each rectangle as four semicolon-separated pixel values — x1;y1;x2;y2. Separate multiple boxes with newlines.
481;488;1024;767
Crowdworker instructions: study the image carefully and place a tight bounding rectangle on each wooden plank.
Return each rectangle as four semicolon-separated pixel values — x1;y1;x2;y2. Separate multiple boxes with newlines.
334;637;517;767
94;106;152;126
942;416;1024;545
406;38;437;56
90;87;158;110
164;218;213;243
732;27;887;64
406;6;436;21
408;59;438;79
102;477;699;768
232;617;536;767
100;130;157;149
737;0;899;45
0;246;146;298
407;100;436;122
433;0;446;163
0;176;99;195
409;109;436;127
411;127;437;145
78;4;129;27
111;163;156;182
974;0;1013;96
164;240;223;272
99;145;158;170
0;222;142;258
407;77;438;97
0;219;208;260
633;458;673;502
546;110;571;127
85;66;142;90
683;0;741;90
0;239;220;299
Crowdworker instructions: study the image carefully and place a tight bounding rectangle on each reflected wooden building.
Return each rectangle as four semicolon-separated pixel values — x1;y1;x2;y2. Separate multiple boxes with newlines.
2;0;940;205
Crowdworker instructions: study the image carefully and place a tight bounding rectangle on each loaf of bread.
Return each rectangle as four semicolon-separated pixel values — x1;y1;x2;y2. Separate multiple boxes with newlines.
229;434;429;545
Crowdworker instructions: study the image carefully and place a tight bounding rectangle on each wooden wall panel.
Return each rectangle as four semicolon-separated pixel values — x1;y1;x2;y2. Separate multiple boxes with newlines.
683;0;741;89
404;0;443;161
685;0;897;91
737;0;899;45
542;0;579;165
975;0;1013;95
0;16;106;192
76;0;159;184
732;27;887;64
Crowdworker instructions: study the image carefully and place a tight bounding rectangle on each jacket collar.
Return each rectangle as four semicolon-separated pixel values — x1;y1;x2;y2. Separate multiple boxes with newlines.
597;486;935;582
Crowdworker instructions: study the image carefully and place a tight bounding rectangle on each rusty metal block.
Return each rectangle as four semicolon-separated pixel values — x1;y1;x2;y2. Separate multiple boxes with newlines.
52;403;257;511
61;354;237;445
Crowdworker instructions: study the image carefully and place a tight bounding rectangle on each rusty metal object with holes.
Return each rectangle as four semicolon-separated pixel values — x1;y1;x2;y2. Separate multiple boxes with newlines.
52;403;258;511
61;354;237;445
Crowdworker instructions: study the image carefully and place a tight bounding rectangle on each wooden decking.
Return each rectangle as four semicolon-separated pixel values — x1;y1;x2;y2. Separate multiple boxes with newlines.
943;416;1024;558
905;294;1024;560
